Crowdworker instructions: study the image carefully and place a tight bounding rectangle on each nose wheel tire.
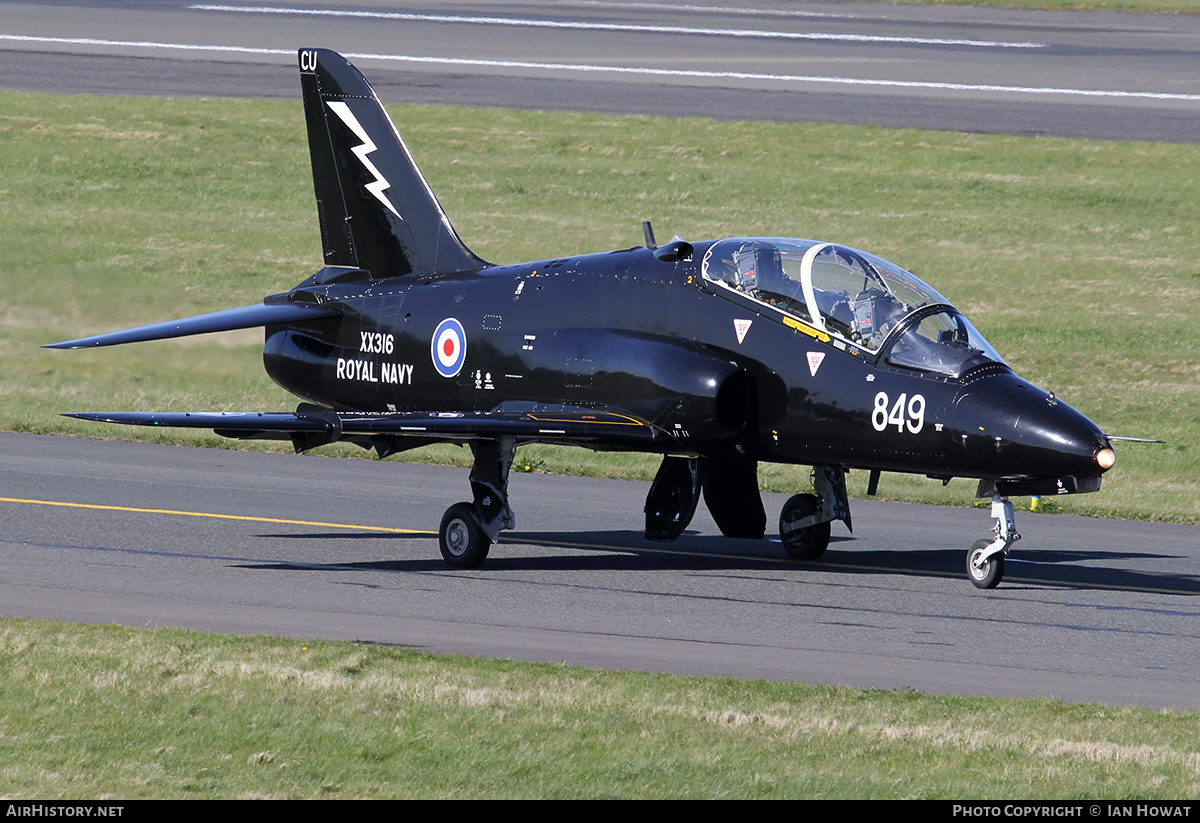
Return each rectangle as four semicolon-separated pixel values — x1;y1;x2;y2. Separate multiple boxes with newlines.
439;502;491;569
779;493;831;560
967;539;1004;589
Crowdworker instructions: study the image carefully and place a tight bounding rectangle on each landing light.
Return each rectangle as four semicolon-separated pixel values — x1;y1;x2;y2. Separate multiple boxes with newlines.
1096;447;1116;470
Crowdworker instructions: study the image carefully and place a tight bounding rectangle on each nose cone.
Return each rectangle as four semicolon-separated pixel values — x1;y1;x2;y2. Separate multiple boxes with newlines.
953;372;1111;481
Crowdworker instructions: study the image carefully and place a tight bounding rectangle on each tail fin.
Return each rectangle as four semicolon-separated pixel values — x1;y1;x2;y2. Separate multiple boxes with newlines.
298;48;487;278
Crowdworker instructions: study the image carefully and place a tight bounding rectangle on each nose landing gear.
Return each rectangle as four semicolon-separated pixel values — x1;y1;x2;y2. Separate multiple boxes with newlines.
967;491;1020;589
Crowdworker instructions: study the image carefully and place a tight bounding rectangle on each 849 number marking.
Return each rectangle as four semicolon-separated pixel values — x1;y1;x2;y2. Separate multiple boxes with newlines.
872;391;925;434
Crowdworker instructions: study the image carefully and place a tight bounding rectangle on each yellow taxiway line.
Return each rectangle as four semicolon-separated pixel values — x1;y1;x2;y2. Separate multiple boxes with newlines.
0;496;435;535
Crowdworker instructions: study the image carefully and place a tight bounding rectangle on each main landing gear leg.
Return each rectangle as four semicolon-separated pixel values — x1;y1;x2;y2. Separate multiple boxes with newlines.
779;465;851;560
967;484;1020;589
645;456;705;541
439;437;516;569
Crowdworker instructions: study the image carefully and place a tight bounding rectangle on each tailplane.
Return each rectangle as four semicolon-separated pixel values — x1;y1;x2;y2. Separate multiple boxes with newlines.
298;48;486;278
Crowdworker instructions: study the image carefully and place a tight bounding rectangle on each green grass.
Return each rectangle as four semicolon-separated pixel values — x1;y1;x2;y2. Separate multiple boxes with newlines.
3;91;1198;523
2;617;1199;799
3;88;1199;801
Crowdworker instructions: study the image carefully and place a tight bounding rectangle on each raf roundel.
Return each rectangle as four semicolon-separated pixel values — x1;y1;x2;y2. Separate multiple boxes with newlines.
431;317;467;378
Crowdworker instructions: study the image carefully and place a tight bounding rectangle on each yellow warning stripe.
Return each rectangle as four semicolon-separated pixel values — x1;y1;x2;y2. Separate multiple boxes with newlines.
781;315;831;343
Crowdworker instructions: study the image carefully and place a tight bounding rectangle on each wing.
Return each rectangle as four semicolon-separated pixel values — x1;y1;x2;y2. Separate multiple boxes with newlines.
65;405;664;456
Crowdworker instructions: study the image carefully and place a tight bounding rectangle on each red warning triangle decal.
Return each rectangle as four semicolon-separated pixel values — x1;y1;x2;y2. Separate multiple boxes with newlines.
807;351;825;376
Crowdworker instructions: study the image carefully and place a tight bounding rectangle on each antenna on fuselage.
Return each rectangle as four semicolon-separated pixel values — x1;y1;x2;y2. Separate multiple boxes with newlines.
643;220;657;249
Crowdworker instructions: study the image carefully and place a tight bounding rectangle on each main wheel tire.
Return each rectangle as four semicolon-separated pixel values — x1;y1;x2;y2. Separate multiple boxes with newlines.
779;493;831;560
439;502;491;569
967;539;1004;589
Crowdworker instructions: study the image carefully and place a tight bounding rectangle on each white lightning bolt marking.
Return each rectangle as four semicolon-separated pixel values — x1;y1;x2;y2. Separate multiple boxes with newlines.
327;101;401;219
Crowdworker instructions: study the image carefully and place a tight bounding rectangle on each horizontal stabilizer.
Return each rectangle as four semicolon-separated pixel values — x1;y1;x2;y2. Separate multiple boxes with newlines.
44;302;340;349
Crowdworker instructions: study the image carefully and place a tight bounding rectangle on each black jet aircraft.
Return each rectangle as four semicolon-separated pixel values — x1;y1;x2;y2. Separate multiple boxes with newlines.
49;48;1120;589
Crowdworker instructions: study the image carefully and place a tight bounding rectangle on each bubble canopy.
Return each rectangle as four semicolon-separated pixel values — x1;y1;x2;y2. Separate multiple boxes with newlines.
700;238;1005;378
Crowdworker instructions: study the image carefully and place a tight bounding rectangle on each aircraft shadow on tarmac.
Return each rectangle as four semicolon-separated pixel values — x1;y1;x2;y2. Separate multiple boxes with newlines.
240;529;1200;594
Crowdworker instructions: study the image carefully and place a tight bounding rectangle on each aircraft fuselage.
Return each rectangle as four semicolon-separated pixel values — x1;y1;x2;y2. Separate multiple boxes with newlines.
263;240;1107;495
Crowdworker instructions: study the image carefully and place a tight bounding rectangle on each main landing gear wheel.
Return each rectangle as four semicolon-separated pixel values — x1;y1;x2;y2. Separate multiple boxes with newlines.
967;539;1005;589
779;493;831;560
439;502;491;569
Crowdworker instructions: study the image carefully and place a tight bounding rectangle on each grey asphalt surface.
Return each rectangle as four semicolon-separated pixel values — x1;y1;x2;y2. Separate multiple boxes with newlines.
3;2;1199;709
1;0;1198;142
3;433;1200;709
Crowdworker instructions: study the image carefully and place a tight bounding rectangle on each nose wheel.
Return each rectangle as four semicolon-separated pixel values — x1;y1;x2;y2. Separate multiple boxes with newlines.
967;539;1005;589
